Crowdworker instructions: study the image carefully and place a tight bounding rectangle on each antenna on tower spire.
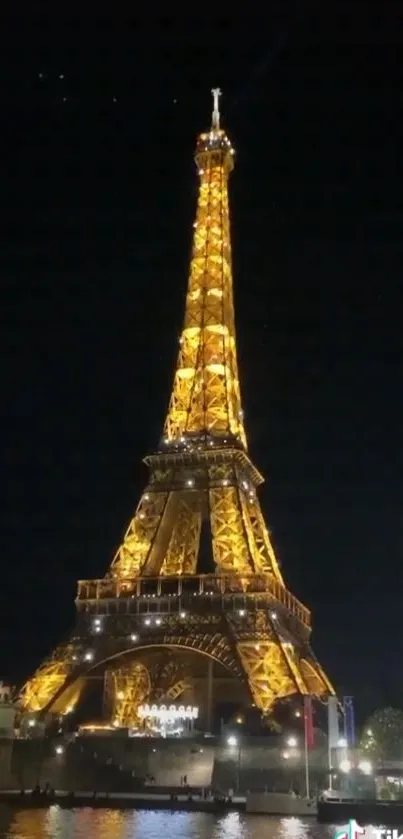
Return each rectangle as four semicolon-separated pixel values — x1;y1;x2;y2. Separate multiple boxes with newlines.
211;87;221;131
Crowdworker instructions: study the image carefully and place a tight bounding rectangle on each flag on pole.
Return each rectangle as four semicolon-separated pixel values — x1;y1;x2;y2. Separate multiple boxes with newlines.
328;695;339;749
343;696;355;747
304;695;314;749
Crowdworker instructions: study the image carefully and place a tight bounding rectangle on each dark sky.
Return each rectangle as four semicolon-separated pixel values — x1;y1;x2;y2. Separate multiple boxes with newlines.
0;9;402;721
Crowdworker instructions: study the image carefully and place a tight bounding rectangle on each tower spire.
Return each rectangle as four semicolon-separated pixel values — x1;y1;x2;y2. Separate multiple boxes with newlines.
211;87;221;131
163;89;245;448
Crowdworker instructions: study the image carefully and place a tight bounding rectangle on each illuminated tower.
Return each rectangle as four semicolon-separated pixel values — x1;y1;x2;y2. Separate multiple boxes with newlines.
18;90;334;727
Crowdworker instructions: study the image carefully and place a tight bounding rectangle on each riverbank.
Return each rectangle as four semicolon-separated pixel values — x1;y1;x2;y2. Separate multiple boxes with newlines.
0;790;246;812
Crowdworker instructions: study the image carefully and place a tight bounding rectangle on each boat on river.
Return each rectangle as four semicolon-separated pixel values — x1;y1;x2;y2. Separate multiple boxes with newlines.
246;792;317;816
318;796;403;825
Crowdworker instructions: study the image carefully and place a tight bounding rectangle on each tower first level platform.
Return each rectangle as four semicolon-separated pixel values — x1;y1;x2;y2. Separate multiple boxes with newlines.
18;563;331;723
17;90;334;730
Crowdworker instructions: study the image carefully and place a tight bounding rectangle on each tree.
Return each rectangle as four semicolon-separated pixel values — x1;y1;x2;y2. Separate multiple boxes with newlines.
360;707;403;761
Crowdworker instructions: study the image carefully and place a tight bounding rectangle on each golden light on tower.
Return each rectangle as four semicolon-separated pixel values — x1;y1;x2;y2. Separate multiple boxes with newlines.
163;86;245;449
17;90;334;726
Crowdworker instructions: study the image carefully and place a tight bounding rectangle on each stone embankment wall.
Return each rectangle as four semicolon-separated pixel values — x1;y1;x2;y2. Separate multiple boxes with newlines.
3;735;329;794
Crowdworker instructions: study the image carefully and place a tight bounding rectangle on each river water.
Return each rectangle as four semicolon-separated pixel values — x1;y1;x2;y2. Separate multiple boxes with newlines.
0;808;352;839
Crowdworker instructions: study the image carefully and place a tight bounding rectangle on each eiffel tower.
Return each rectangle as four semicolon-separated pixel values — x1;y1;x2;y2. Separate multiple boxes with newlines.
18;90;334;729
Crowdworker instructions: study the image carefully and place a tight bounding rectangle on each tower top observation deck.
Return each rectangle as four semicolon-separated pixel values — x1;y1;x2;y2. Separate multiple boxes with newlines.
195;88;235;171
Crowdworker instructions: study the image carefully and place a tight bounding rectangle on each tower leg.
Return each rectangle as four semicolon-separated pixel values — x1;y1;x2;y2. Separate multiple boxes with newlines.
17;642;83;715
103;672;112;720
106;663;151;729
236;640;301;714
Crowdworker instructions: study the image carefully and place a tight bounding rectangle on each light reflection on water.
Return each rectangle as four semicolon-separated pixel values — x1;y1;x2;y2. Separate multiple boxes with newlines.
1;806;344;839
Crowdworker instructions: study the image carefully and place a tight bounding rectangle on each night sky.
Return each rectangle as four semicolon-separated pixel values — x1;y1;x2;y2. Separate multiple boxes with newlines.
1;9;402;722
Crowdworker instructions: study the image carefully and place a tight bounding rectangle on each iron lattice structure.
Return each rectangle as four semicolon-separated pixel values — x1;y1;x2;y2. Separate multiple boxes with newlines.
18;91;334;726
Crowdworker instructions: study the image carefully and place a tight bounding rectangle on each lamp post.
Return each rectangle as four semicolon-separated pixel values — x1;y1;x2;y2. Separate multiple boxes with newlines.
358;760;372;776
226;735;241;794
337;737;348;766
282;735;301;795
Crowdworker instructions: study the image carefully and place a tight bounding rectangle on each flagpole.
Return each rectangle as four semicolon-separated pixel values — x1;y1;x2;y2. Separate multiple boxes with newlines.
327;695;340;793
304;696;310;799
328;697;333;792
304;713;310;798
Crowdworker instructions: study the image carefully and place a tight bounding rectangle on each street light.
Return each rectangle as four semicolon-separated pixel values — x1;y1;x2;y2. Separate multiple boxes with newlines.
226;735;241;793
55;745;64;756
287;736;298;748
337;738;347;748
358;760;372;775
339;759;351;773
